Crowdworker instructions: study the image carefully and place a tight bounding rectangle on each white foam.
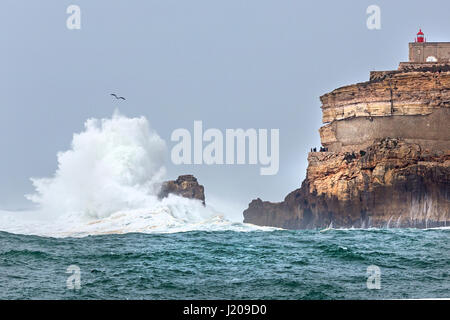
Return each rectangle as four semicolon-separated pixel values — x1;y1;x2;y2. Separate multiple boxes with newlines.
0;196;272;237
0;111;273;237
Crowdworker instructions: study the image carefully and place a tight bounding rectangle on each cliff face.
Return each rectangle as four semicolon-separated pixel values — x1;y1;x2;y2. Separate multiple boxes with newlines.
320;69;450;153
158;175;205;205
244;138;449;229
243;65;450;229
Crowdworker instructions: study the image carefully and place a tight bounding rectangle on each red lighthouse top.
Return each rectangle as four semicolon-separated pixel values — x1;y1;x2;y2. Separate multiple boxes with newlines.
416;29;425;43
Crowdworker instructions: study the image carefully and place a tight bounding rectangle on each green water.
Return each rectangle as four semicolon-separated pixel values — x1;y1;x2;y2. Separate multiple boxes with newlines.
0;228;448;299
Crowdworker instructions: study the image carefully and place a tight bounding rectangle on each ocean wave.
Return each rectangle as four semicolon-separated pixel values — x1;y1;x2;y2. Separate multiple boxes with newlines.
0;199;275;238
0;249;54;262
0;112;276;237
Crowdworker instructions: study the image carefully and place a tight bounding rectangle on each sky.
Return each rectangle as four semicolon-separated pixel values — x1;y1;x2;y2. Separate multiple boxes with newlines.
1;0;449;220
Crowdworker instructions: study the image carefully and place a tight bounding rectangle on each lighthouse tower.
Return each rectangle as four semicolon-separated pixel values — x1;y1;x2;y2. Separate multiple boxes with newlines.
408;29;450;63
416;29;425;43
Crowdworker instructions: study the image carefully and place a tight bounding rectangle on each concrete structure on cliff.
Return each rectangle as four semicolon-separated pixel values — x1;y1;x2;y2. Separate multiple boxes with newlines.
409;29;450;63
243;30;450;229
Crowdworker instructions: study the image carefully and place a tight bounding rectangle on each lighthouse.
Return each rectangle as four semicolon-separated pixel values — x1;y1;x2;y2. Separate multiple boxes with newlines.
416;29;425;43
408;30;450;63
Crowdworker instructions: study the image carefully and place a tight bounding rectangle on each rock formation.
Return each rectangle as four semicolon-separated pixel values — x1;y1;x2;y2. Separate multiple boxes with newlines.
320;67;450;153
244;62;450;229
158;175;205;205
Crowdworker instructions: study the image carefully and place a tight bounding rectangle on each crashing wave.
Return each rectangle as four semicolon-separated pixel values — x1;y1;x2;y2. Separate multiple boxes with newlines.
0;111;272;237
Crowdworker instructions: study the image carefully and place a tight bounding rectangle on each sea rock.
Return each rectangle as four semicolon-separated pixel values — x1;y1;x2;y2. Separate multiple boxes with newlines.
158;175;205;205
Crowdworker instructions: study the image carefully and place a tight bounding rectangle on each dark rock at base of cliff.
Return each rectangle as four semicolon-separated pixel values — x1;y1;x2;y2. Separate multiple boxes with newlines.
158;175;205;205
243;138;450;229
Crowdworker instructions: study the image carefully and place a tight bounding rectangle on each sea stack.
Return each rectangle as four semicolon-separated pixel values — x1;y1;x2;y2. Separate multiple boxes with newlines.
244;30;450;229
158;175;206;205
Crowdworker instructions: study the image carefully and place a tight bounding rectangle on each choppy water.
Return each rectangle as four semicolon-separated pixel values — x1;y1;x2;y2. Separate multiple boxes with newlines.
0;228;448;300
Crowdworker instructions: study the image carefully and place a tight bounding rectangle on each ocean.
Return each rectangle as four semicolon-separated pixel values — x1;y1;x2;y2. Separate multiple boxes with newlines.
0;113;448;300
0;227;448;300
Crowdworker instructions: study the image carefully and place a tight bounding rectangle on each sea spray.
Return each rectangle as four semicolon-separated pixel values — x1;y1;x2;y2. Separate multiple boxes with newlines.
26;110;167;219
0;111;270;237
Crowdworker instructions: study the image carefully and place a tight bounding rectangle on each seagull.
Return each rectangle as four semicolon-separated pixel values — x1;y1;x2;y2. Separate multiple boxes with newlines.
110;93;126;100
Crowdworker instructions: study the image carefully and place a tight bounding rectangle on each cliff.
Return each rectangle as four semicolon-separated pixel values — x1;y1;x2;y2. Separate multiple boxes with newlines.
244;64;450;229
158;175;205;205
320;68;450;153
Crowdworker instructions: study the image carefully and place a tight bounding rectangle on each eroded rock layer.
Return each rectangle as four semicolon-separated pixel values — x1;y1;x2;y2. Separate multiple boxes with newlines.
320;69;450;152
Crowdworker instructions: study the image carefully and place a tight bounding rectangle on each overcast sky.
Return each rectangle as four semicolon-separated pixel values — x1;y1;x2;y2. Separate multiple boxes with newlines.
1;0;449;219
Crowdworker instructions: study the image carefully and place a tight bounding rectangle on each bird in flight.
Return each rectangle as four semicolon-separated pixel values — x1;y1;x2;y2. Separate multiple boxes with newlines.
110;93;126;100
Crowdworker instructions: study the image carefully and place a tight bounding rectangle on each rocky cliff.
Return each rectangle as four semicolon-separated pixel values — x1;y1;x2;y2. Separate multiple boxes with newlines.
158;175;205;205
320;68;450;153
244;64;450;229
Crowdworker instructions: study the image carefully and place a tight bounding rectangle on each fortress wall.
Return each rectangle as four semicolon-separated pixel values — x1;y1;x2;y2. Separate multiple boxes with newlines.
319;108;450;152
369;70;399;81
409;42;450;62
370;64;450;81
398;62;450;71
